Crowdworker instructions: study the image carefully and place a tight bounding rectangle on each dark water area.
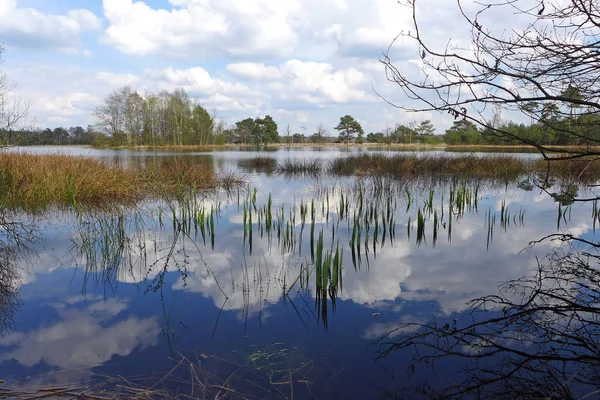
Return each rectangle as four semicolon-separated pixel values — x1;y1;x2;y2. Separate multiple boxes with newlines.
0;146;598;399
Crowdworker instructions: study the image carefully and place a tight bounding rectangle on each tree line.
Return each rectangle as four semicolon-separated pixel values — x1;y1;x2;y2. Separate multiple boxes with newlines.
8;85;598;147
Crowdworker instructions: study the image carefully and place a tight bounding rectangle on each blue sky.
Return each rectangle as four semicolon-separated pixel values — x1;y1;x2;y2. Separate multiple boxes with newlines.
0;0;526;134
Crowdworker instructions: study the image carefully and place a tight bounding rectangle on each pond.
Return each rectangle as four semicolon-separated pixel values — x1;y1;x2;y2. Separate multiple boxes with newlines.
0;146;598;399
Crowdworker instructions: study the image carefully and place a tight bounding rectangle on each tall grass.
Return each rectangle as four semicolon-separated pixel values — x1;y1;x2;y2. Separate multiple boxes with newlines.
275;159;324;176
330;154;528;180
237;156;277;172
331;153;600;183
0;153;242;211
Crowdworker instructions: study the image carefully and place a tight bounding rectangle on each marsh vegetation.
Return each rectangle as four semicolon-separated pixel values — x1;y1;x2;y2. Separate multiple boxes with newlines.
0;153;242;211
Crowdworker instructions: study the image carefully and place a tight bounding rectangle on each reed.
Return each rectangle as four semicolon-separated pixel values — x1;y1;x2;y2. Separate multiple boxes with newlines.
332;153;600;184
275;159;324;175
0;153;243;211
330;154;528;180
534;157;600;182
238;156;277;171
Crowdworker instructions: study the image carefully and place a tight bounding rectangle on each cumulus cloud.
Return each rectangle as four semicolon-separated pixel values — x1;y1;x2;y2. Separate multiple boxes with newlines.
227;60;372;104
0;0;100;53
225;63;282;81
99;0;417;61
102;0;298;59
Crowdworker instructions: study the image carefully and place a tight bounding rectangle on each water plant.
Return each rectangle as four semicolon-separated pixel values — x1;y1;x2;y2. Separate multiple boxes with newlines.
275;158;324;176
0;153;243;212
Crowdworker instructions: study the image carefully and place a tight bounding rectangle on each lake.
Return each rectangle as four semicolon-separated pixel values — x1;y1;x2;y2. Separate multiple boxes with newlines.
0;146;598;399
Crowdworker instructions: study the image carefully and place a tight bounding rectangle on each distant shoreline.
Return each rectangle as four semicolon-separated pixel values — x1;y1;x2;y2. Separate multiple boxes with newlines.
89;143;600;153
5;143;598;153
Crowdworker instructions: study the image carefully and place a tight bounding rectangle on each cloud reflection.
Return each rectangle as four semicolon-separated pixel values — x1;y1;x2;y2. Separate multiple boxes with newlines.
0;297;160;369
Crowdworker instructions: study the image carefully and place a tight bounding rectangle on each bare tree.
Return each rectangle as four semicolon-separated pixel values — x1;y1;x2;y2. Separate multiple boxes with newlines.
281;124;292;145
0;44;31;147
93;86;128;141
380;0;600;160
124;90;145;145
312;123;328;144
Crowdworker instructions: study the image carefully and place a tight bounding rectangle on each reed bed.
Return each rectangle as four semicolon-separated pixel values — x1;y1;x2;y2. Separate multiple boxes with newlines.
330;154;528;180
0;153;242;211
275;158;324;176
534;156;600;182
237;156;277;172
330;154;600;182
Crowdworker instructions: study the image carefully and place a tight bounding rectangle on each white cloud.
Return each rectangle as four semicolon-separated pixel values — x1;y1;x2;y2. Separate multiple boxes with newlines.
226;63;282;81
102;0;298;59
100;0;416;61
0;0;100;53
296;111;309;123
227;60;372;105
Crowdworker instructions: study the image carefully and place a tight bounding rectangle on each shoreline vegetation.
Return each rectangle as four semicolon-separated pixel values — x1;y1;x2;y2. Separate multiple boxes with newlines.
270;153;600;183
8;141;600;152
0;150;597;212
0;153;242;212
88;142;594;152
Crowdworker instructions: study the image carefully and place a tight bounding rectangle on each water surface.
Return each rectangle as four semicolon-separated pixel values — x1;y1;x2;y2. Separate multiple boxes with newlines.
0;146;596;399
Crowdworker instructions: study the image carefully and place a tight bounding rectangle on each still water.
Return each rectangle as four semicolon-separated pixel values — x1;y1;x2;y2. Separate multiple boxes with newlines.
0;146;597;399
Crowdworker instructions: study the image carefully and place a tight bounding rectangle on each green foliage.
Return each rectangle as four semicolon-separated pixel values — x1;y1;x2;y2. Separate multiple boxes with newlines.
445;120;481;145
92;86;217;146
443;107;600;146
214;133;227;145
414;120;435;136
367;132;385;143
232;115;280;145
391;124;416;144
335;115;364;144
292;133;305;143
10;126;98;146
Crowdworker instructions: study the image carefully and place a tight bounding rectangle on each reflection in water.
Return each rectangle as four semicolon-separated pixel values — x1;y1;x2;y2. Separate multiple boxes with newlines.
66;177;535;335
0;297;159;370
375;237;600;399
237;156;277;175
5;149;600;398
0;249;19;337
0;214;36;335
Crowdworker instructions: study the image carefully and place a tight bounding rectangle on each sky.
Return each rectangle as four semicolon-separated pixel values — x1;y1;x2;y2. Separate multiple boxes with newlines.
0;0;526;135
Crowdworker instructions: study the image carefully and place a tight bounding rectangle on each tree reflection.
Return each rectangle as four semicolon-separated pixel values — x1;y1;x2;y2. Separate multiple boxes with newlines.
0;213;33;335
376;237;600;399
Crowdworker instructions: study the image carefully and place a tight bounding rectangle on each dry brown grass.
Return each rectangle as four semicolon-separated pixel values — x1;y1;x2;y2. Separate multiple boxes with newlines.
330;153;600;183
330;154;528;180
0;153;241;211
533;157;600;182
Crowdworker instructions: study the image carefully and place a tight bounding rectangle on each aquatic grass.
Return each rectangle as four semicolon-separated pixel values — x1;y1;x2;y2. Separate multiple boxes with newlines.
332;154;600;184
0;153;142;210
486;207;496;250
141;158;219;195
275;158;324;176
416;208;426;246
330;154;528;181
238;156;277;171
534;156;600;182
593;200;600;232
0;153;243;212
